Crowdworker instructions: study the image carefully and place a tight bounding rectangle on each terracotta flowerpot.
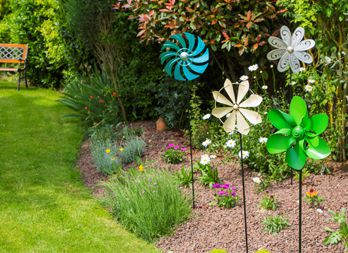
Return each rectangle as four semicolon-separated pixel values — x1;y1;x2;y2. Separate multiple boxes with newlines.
156;117;167;131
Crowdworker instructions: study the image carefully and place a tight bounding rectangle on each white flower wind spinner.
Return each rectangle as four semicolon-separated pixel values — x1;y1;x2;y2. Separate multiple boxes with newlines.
212;79;263;135
267;26;315;73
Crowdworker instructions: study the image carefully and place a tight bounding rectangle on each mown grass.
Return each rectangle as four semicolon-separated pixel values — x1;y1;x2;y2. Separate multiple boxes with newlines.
0;81;158;253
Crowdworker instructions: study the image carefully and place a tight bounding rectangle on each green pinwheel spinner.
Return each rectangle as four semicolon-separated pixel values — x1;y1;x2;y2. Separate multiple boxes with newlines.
160;32;209;81
266;96;331;170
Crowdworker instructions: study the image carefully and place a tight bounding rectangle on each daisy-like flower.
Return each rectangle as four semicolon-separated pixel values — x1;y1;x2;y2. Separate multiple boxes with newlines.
290;81;296;86
262;85;268;90
307;79;315;84
306;188;318;198
299;67;305;72
304;85;313;92
202;113;211;120
225;139;236;148
252;177;261;184
258;137;268;143
202;138;212;147
267;26;315;73
105;148;111;154
200;154;211;165
240;75;249;81
248;64;259;72
212;79;263;135
238;150;250;159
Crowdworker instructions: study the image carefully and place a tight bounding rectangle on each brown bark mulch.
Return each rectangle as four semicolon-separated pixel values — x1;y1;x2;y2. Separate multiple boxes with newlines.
77;121;348;253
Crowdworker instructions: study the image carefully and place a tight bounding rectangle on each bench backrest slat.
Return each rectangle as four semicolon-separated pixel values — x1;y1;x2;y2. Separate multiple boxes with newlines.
0;44;28;64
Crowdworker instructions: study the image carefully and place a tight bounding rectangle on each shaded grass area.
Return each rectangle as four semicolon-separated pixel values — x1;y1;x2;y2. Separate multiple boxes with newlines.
0;81;158;253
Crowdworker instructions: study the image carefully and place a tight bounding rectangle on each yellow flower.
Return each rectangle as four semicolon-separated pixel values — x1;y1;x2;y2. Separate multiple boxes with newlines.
306;189;318;198
105;148;111;154
119;147;124;152
138;164;144;172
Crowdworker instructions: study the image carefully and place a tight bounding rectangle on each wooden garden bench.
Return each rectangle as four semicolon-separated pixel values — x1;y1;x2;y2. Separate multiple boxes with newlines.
0;44;28;90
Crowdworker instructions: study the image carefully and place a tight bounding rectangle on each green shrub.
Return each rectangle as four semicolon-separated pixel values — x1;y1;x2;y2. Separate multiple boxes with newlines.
162;144;187;164
323;208;348;249
259;194;279;211
103;168;191;242
263;215;289;234
195;160;220;187
175;167;193;188
90;129;122;175
119;137;146;164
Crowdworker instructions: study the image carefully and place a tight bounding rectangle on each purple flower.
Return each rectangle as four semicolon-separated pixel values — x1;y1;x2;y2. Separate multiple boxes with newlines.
174;145;180;150
167;143;174;148
230;186;237;191
212;183;221;189
181;147;187;152
218;190;227;196
231;191;237;197
221;183;230;189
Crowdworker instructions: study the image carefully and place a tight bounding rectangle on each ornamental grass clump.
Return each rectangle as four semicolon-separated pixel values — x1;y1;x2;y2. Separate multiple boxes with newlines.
103;168;191;242
162;143;187;164
212;183;239;209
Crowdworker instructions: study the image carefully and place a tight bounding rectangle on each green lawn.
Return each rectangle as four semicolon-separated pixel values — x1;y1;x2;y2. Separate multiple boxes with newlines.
0;81;158;253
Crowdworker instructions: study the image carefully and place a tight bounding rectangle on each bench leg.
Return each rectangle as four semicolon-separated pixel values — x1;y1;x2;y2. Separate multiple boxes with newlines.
17;71;21;91
24;70;28;88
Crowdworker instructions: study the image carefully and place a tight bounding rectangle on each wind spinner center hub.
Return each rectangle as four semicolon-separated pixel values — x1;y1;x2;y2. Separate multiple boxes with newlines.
179;51;189;61
287;46;294;54
292;126;305;139
233;104;239;110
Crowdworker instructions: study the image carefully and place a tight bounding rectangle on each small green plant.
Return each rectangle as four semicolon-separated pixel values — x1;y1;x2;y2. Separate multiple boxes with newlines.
305;188;324;208
175;167;192;188
255;176;272;193
162;143;187;164
263;215;289;234
209;249;228;253
103;168;191;242
195;157;220;187
120;136;146;164
259;194;279;211
255;249;270;253
323;208;348;250
212;183;239;209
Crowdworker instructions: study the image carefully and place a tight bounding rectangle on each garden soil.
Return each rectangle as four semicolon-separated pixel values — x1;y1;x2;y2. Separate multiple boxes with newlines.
77;121;348;253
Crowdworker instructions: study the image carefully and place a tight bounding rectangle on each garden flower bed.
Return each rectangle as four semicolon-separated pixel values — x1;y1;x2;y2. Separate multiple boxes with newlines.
77;121;347;253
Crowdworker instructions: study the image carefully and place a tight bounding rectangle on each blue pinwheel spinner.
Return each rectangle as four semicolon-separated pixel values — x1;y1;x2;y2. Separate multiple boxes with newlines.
160;32;209;81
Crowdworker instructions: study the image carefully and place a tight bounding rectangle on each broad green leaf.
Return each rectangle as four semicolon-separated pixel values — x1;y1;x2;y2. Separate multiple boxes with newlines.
306;137;331;160
268;109;295;130
267;134;295;154
290;96;307;126
286;141;307;170
311;113;329;135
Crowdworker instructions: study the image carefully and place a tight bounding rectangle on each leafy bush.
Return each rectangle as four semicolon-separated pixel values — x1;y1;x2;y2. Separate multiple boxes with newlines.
90;128;122;175
119;136;146;164
259;194;279;211
103;168;191;242
162;143;187;164
263;215;289;234
60;71;122;127
195;158;220;187
323;208;348;249
175;167;193;188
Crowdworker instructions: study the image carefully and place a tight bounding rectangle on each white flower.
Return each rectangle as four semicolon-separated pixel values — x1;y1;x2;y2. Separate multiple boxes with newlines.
200;154;211;165
225;140;236;148
267;26;315;73
238;150;250;159
307;79;315;84
260;70;263;74
258;137;268;143
202;138;212;147
248;64;259;72
228;132;234;135
304;85;313;92
316;208;324;214
202;114;211;120
210;154;217;159
290;81;296;86
252;177;261;184
240;75;249;81
299;67;305;72
270;64;274;68
262;85;268;90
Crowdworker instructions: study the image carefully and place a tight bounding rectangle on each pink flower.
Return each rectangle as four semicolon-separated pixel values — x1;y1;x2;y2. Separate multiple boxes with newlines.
212;183;221;189
174;145;180;150
221;184;230;189
218;190;228;196
181;147;187;152
167;143;174;148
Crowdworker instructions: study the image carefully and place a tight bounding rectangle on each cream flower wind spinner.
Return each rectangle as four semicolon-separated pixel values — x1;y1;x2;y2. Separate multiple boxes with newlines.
212;79;263;135
267;26;315;73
